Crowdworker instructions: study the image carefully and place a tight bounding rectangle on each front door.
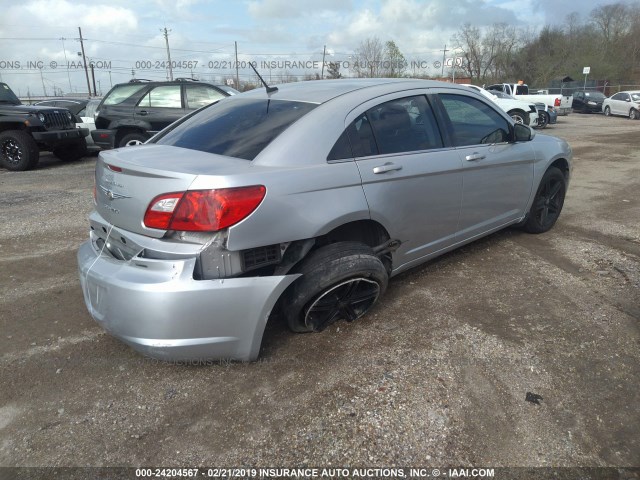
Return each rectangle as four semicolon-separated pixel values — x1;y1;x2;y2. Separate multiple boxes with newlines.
436;92;534;241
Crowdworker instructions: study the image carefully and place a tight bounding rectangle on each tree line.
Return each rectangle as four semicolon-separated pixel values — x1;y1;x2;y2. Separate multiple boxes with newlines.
344;1;640;88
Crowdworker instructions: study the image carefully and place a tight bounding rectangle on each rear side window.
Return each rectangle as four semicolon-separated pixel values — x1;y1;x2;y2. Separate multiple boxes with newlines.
367;96;442;154
439;94;510;146
103;84;147;105
329;95;442;160
185;85;226;109
153;98;317;160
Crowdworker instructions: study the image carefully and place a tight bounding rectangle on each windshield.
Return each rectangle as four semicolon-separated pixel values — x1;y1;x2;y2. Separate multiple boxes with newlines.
153;98;317;160
0;83;21;105
490;90;515;100
630;92;640;102
103;84;146;105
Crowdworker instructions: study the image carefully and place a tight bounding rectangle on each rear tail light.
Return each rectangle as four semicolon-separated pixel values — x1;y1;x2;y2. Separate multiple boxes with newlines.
554;98;561;107
144;185;266;232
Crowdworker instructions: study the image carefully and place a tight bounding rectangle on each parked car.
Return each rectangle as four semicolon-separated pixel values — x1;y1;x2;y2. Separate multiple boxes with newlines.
35;98;101;152
571;91;605;113
463;84;538;127
91;78;239;149
0;83;89;171
78;78;572;362
602;91;640;119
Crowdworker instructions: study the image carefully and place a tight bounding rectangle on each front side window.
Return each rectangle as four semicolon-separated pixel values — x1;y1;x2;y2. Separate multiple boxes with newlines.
153;98;317;160
186;85;226;109
138;86;182;108
439;94;510;146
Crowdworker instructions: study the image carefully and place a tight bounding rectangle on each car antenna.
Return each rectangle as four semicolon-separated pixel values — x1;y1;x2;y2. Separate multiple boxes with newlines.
249;62;278;94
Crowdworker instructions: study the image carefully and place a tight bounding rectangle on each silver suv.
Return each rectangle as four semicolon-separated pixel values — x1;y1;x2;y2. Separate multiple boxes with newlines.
78;78;572;362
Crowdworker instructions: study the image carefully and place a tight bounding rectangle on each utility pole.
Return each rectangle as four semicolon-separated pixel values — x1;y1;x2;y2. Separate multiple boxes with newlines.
78;27;92;97
39;67;47;96
234;41;240;90
440;44;448;78
90;62;97;96
108;70;112;87
162;27;173;81
321;45;326;79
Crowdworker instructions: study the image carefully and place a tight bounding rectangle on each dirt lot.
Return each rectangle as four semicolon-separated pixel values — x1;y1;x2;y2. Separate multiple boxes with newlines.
0;115;638;473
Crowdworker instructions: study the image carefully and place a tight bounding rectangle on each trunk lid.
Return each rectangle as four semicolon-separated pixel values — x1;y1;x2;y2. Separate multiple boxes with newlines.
94;144;251;238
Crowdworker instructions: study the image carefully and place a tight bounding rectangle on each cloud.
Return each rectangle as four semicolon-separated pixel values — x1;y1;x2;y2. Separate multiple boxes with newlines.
17;0;138;34
248;0;352;19
326;0;522;59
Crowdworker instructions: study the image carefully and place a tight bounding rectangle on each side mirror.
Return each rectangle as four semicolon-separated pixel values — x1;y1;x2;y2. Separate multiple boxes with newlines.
514;123;535;142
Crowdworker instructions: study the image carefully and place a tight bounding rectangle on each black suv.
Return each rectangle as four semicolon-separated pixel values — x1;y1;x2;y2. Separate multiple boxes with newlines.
0;82;89;171
92;79;237;149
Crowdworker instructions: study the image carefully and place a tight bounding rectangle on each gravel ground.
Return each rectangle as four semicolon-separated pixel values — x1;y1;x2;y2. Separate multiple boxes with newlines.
0;114;638;473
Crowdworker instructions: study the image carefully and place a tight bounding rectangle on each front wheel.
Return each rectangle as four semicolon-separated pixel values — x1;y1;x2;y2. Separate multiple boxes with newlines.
522;167;567;234
603;106;611;116
508;110;528;125
535;111;548;129
629;109;639;120
283;242;388;333
0;130;39;171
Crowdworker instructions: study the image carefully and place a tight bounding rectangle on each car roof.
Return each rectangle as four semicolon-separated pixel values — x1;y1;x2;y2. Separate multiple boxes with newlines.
237;78;465;104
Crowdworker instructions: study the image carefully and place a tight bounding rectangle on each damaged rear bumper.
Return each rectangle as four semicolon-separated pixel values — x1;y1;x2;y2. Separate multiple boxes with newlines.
77;238;298;362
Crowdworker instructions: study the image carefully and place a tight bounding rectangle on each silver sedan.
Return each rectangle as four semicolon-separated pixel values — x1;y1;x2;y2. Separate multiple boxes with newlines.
78;78;572;362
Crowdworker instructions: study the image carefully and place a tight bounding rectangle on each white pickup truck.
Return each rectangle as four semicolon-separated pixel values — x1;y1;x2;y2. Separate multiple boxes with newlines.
486;83;572;116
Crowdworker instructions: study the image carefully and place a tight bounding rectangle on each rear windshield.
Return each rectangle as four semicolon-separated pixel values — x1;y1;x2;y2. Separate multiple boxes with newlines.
103;84;147;105
153;98;317;160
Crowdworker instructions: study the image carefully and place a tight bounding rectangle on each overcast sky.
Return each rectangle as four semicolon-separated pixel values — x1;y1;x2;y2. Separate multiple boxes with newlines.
0;0;612;96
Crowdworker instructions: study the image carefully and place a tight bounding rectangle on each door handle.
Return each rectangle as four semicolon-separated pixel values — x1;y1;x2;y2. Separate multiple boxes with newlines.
465;153;486;162
138;110;148;116
373;163;403;174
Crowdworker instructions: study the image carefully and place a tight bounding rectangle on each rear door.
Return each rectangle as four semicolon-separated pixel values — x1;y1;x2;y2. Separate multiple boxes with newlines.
435;91;534;240
345;93;463;268
134;85;185;134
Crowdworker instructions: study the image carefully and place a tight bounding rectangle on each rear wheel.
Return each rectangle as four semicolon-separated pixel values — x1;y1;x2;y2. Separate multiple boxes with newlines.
53;138;88;161
283;242;388;333
523;167;567;234
118;132;148;147
603;106;611;116
0;130;39;171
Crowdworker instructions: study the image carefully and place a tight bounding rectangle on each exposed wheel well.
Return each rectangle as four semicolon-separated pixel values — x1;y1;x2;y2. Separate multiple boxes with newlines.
317;220;390;249
550;158;570;181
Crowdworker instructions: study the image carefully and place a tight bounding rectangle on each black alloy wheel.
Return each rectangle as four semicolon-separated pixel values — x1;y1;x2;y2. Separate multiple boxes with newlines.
304;277;381;331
